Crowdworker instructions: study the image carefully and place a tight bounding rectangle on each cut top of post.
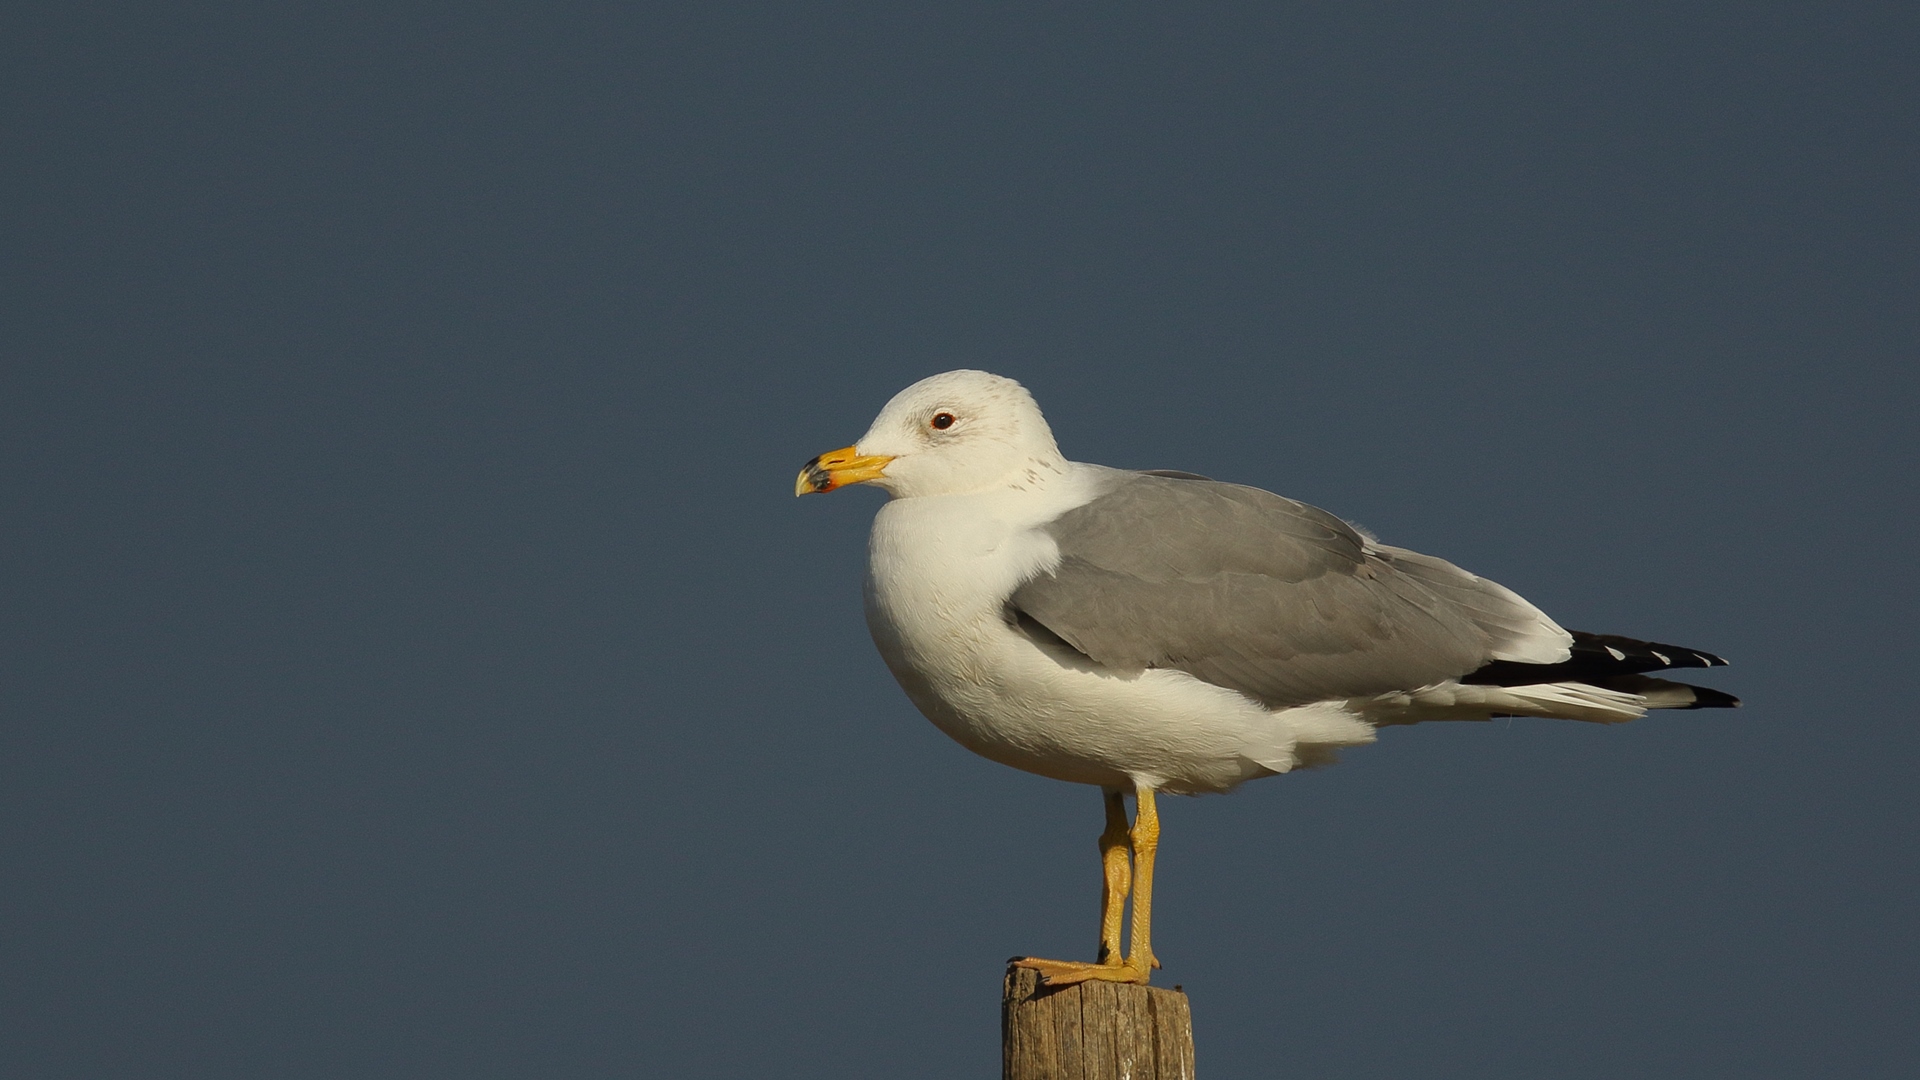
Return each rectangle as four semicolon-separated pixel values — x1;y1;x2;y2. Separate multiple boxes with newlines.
1002;964;1196;1080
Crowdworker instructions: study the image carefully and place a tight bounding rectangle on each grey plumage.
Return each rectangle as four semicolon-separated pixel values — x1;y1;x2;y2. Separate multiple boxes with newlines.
1009;472;1570;709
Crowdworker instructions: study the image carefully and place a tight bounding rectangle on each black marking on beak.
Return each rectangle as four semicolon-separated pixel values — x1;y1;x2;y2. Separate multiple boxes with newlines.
800;456;834;493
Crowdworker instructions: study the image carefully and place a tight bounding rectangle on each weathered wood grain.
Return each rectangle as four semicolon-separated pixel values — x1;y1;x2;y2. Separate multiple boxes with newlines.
1002;964;1196;1080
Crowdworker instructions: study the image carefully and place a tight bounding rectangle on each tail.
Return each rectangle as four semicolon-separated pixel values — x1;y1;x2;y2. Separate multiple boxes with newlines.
1465;631;1741;709
1361;631;1741;726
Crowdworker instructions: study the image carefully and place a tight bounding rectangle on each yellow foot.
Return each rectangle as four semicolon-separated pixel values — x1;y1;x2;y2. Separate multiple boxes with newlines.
1012;956;1154;986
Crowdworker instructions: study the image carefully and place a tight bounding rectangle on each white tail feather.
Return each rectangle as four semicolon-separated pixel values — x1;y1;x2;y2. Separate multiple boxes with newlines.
1358;680;1650;726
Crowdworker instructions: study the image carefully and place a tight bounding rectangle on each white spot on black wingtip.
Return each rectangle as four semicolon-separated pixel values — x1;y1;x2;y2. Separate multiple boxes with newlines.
1606;646;1627;661
1651;650;1671;665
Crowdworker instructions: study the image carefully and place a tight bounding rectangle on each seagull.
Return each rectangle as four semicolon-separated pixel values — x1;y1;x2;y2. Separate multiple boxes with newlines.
796;369;1737;987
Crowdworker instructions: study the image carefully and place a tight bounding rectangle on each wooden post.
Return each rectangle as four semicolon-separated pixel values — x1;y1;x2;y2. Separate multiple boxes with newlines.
1002;964;1196;1080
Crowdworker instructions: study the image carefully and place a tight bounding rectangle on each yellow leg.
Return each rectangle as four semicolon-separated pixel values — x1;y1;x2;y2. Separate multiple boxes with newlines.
1097;789;1131;964
1127;784;1161;974
1015;781;1162;986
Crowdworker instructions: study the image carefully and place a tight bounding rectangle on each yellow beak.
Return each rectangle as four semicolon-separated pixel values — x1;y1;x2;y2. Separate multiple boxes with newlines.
795;445;894;496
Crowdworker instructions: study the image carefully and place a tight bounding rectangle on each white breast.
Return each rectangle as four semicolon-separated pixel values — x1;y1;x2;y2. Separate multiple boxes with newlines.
860;468;1368;794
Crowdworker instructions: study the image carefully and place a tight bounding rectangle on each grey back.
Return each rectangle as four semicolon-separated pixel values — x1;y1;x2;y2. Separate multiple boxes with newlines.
1009;473;1533;707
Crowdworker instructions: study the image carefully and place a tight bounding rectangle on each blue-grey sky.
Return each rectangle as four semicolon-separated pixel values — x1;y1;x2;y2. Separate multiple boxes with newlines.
3;4;1915;1078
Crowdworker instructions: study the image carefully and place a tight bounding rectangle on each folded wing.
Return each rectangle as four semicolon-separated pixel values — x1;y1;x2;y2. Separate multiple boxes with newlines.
1009;473;1574;709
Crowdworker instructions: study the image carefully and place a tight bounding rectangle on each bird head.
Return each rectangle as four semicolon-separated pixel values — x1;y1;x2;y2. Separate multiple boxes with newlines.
796;369;1064;499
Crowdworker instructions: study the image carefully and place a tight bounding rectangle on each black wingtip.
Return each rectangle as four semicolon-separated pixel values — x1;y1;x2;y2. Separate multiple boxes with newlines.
1682;686;1743;709
1574;632;1729;672
1470;631;1735;687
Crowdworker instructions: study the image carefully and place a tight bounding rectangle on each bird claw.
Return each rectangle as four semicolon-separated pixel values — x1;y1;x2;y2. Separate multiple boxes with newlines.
1013;955;1152;986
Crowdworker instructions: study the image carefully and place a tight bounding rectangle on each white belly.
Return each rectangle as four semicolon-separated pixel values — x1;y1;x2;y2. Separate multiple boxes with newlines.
862;493;1372;794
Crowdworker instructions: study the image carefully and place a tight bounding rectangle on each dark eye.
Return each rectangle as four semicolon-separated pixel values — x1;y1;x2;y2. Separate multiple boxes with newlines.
930;411;956;430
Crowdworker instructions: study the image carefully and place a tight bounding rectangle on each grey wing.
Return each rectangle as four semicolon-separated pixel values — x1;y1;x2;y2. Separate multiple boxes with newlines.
1367;544;1572;666
1008;473;1569;708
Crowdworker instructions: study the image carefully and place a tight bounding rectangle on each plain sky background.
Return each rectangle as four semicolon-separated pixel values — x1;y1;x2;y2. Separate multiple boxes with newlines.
3;4;1915;1078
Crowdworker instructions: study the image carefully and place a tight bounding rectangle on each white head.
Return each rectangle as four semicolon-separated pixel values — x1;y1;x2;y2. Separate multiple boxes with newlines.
796;370;1065;499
